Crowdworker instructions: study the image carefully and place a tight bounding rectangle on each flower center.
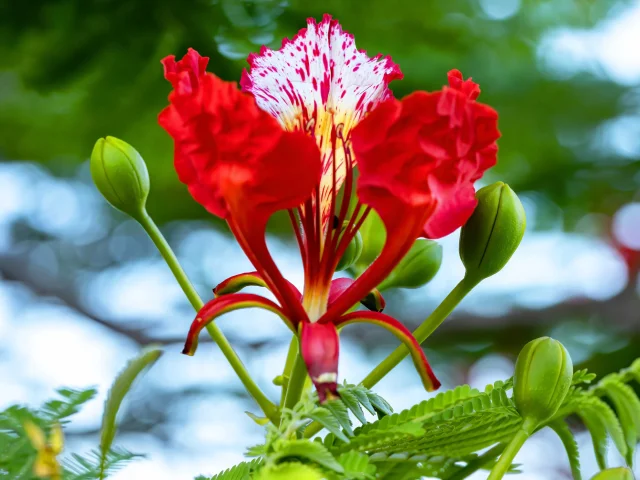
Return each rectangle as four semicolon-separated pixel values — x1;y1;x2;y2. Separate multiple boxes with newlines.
289;122;371;321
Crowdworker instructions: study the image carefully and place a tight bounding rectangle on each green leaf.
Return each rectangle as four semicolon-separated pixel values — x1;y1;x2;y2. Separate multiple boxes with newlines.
572;369;597;386
63;447;143;480
577;403;610;470
245;444;266;457
328;382;520;457
199;459;262;480
99;347;162;477
350;387;376;416
366;391;393;417
549;420;581;480
272;439;344;473
600;380;638;466
42;387;97;422
324;399;353;437
337;451;377;479
338;388;367;424
306;407;350;443
245;411;270;426
206;463;250;480
579;396;628;467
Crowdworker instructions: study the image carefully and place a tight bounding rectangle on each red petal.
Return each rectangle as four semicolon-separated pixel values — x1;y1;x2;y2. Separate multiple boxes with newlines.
446;69;480;101
214;271;302;302
182;293;294;356
159;49;321;321
335;311;441;392
324;72;498;320
300;321;340;403
352;72;499;238
158;49;322;219
162;48;209;94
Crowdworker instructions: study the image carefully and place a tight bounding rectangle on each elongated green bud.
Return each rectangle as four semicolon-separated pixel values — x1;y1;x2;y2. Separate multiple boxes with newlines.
514;337;573;434
460;182;525;283
378;239;442;290
91;136;150;219
591;468;635;480
336;231;363;271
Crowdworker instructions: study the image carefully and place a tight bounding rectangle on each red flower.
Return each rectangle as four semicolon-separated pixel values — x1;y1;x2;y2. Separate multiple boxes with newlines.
160;15;499;402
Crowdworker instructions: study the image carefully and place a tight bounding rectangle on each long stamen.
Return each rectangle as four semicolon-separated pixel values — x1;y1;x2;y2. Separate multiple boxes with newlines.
320;130;367;283
319;126;340;275
334;125;354;234
288;208;307;280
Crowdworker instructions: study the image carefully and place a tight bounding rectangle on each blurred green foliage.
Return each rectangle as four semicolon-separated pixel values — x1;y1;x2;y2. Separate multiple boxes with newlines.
0;0;638;227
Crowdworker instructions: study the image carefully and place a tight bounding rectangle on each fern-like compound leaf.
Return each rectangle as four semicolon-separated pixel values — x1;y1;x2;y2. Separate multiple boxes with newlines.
196;459;261;480
100;347;162;478
63;447;143;479
324;399;354;437
338;388;368;424
306;407;350;443
598;378;638;466
337;451;376;479
271;439;344;473
42;387;97;422
549;420;581;480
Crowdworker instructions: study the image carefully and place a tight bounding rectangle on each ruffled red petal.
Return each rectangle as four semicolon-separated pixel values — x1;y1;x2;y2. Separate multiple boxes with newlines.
322;71;498;321
159;49;322;220
352;70;500;240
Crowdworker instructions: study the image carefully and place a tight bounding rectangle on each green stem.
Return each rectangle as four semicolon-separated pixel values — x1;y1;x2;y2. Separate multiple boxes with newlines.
303;276;478;439
487;427;531;480
137;210;279;423
446;443;506;480
283;353;308;414
280;336;299;406
360;276;477;389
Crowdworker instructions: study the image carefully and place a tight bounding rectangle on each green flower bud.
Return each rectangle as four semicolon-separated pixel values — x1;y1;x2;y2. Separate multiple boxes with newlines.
378;239;443;291
591;468;635;480
459;182;525;283
91;136;150;219
355;210;386;269
514;337;573;434
336;231;363;271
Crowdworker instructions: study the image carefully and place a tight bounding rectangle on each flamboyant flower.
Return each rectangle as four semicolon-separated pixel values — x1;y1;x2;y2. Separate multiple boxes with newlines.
159;15;499;402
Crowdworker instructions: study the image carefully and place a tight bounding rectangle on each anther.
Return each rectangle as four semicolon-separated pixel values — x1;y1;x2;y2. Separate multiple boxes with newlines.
305;118;316;133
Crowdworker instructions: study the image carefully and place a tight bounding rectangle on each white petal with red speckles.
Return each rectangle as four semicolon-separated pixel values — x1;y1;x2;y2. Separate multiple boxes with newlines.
241;14;402;233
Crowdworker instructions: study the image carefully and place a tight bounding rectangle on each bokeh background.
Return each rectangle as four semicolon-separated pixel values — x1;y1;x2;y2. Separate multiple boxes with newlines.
1;0;639;478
